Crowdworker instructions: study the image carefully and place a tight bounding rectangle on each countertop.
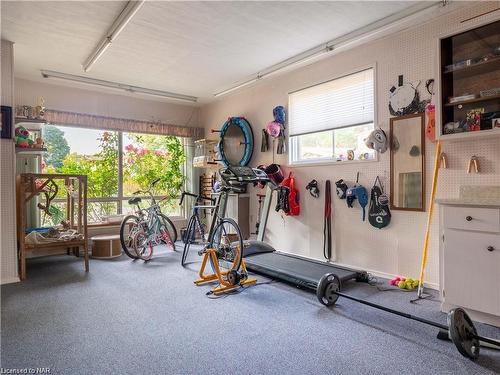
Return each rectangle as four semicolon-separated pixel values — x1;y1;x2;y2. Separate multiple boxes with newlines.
436;185;500;207
436;198;500;207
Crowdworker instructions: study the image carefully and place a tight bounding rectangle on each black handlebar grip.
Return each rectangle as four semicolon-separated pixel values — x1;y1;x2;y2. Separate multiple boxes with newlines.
179;192;186;206
151;178;161;186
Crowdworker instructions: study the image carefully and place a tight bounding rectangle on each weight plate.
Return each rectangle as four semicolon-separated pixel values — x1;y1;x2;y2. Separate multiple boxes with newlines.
316;273;340;306
448;308;480;360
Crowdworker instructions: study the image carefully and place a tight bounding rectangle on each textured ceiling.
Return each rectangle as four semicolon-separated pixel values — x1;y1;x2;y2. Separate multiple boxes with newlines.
2;1;424;101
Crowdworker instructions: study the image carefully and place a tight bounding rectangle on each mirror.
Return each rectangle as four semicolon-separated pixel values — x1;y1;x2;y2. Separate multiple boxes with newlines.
390;113;425;211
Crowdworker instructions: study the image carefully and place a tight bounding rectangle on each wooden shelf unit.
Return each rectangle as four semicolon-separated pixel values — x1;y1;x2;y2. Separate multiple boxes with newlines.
16;173;89;280
438;20;500;140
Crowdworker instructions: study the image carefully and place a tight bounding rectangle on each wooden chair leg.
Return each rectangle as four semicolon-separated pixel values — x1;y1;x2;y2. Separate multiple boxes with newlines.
20;250;26;281
84;245;89;272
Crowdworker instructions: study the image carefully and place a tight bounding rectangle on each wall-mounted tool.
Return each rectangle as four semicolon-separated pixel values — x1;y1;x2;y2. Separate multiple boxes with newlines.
467;155;480;174
440;152;448;169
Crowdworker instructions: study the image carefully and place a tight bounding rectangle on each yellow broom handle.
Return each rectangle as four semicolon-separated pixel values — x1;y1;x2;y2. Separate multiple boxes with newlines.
417;141;441;297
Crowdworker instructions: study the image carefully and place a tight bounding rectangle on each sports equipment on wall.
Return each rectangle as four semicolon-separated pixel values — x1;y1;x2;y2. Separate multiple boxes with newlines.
227;166;368;292
281;173;300;216
316;273;500;360
215;117;254;167
368;176;391;229
323;180;332;260
305;180;320;198
364;128;388;153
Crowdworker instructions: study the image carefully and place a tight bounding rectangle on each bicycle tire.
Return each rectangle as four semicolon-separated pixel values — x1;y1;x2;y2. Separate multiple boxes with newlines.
181;215;197;266
209;218;243;273
119;215;141;259
159;214;178;243
132;229;153;261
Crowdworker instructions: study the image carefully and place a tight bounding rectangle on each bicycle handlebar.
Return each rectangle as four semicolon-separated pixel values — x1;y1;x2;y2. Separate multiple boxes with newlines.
179;191;215;206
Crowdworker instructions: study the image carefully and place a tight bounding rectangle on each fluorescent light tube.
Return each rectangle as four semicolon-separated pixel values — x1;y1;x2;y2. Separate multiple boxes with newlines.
41;70;198;103
83;1;145;72
213;44;333;98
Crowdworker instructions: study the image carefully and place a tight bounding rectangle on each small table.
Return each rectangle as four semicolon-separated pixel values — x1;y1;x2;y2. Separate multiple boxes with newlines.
91;235;122;259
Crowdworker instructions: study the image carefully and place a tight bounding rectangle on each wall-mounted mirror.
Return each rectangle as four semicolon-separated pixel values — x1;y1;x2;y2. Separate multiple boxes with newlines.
390;113;425;211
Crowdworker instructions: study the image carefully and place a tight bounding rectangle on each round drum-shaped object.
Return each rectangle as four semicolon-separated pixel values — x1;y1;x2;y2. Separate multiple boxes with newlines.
91;234;122;259
316;273;341;306
447;308;480;360
218;117;254;166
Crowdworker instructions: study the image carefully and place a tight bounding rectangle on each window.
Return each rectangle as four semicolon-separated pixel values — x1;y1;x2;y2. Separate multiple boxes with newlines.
41;125;187;224
289;68;375;165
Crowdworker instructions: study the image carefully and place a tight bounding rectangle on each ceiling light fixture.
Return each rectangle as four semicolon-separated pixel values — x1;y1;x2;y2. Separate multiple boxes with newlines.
213;1;442;98
41;70;198;103
83;1;145;72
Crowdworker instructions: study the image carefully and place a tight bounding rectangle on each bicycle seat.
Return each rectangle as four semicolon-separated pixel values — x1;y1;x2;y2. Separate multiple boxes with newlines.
128;197;142;205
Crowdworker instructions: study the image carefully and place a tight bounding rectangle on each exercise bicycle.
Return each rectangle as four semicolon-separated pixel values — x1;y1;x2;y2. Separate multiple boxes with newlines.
194;214;256;295
190;166;270;294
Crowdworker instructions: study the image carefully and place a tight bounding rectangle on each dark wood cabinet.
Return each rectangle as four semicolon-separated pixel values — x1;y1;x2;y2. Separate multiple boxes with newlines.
438;20;500;139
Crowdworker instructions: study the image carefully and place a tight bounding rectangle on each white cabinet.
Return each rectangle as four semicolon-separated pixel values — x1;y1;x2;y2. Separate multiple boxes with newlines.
439;203;500;327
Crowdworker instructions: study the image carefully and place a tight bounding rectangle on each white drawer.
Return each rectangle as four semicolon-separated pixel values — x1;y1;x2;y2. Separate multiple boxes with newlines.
443;206;500;233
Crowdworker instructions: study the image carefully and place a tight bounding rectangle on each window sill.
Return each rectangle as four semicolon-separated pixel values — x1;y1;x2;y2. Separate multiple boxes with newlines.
287;157;378;168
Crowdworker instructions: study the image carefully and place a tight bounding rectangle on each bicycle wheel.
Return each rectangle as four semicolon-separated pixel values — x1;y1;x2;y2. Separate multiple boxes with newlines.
209;218;243;274
120;215;141;259
132;229;153;261
159;214;178;243
181;215;197;266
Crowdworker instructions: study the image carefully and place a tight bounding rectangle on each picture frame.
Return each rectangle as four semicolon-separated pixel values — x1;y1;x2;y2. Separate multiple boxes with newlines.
1;105;13;139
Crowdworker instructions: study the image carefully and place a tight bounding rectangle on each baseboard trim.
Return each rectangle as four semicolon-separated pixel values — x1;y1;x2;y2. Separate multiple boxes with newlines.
1;275;20;285
317;257;439;291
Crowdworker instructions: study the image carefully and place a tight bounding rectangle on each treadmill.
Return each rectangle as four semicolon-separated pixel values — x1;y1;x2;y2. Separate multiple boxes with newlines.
220;165;368;292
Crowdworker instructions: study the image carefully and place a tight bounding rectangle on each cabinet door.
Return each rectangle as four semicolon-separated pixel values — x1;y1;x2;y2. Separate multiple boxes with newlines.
443;229;500;315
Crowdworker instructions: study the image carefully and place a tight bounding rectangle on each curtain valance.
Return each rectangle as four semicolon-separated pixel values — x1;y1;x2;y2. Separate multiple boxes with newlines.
44;109;203;139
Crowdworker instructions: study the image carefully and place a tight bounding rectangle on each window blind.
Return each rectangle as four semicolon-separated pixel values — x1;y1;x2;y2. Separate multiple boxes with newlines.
289;68;374;136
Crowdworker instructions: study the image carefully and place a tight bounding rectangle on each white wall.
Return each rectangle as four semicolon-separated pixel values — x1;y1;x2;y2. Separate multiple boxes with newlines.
15;78;200;127
200;3;500;287
1;39;19;284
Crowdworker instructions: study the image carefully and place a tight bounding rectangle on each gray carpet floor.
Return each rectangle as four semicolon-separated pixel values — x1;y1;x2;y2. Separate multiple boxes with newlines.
1;244;499;375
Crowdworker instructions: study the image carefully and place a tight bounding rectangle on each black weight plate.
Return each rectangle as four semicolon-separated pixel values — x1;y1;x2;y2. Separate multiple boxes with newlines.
316;273;340;306
448;308;480;360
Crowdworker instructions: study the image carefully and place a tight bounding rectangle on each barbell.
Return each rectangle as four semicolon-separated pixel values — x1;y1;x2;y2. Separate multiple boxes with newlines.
316;273;500;360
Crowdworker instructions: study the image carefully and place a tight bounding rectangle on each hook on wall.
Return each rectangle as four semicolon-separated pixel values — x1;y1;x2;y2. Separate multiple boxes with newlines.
467;155;480;174
440;152;448;169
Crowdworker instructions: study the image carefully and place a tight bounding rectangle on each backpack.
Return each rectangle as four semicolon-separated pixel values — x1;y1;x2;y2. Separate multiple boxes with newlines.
281;172;300;216
368;176;391;229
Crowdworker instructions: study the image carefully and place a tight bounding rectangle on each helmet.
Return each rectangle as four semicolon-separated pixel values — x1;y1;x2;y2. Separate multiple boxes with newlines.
266;121;281;138
273;106;286;125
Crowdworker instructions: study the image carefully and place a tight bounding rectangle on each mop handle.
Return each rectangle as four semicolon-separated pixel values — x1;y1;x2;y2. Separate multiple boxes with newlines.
417;141;441;297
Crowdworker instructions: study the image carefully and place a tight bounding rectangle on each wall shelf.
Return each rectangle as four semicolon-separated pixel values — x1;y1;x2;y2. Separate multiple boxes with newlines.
15;147;47;155
443;56;500;79
444;94;500;107
15;117;47;124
